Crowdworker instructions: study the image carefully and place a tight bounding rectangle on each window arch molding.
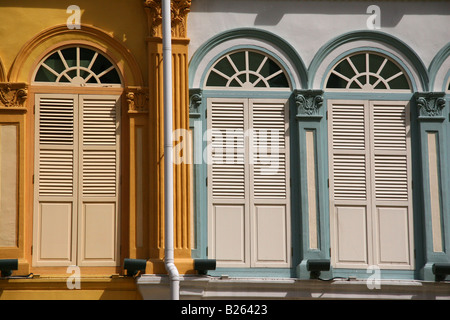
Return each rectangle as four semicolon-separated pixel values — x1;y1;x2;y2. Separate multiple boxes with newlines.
323;48;414;92
201;46;293;91
189;27;307;90
32;45;123;87
428;43;450;92
9;24;144;87
309;30;428;92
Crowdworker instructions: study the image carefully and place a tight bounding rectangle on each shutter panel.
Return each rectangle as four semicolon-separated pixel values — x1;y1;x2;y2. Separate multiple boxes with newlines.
34;95;77;266
370;101;413;268
208;99;248;267
250;100;290;267
79;95;120;266
329;101;370;268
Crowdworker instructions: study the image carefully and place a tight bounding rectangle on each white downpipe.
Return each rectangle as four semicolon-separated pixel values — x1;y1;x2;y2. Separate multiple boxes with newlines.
162;0;180;300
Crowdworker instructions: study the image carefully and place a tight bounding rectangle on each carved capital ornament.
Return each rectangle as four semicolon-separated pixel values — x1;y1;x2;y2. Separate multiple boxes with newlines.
144;0;191;38
294;89;324;119
0;82;28;109
126;87;149;113
415;92;446;121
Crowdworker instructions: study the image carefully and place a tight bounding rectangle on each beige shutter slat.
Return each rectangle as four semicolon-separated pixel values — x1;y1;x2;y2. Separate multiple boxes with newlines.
330;103;368;201
252;102;287;199
39;98;74;145
81;97;118;197
374;155;408;201
39;150;74;197
331;104;365;150
82;150;117;196
333;154;367;200
211;101;245;199
82;99;117;146
373;104;407;150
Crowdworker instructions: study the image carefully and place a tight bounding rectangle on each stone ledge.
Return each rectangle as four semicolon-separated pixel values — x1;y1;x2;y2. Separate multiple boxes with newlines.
137;274;450;300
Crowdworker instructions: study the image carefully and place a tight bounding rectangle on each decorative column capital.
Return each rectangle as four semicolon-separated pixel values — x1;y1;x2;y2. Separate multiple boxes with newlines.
415;92;446;121
189;88;202;117
144;0;191;38
0;82;28;109
294;89;324;119
126;87;149;113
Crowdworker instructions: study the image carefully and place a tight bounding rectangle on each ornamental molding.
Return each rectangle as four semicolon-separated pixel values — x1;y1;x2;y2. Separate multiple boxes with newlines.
189;88;202;117
126;87;149;113
0;82;28;108
294;89;324;119
415;92;446;121
144;0;191;38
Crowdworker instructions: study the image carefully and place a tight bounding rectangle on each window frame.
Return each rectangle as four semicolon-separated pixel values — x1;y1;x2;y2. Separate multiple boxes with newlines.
32;45;123;88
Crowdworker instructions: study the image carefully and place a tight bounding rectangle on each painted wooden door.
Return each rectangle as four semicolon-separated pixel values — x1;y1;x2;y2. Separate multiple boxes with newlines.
328;100;414;269
208;98;290;268
33;94;120;267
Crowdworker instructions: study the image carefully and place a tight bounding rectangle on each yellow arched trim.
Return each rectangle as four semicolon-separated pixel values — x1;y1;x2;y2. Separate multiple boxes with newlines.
9;24;144;87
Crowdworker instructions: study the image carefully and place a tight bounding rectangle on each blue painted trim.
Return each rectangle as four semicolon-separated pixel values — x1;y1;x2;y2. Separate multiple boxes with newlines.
319;47;418;92
308;30;429;91
188;27;308;89
428;42;450;91
417;95;450;280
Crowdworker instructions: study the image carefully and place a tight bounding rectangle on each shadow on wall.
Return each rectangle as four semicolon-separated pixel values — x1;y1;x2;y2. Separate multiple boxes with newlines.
191;0;449;27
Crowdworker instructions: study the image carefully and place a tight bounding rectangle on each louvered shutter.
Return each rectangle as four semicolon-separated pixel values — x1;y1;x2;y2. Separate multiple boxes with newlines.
370;101;413;268
208;98;290;268
208;99;249;267
34;95;78;266
79;95;120;266
329;100;413;269
250;100;290;267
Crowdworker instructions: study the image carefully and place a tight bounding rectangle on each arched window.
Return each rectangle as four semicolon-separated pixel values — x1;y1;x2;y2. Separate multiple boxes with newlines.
33;45;122;268
202;49;292;269
34;46;121;86
205;50;290;89
326;52;410;91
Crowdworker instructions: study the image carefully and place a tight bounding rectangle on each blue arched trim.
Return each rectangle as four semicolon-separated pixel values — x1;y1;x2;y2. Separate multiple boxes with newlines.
188;27;308;89
199;44;295;91
428;42;450;91
320;46;418;92
308;30;429;91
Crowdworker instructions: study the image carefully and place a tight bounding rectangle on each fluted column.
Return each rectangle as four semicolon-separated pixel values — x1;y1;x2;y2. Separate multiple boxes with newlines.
144;0;193;274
